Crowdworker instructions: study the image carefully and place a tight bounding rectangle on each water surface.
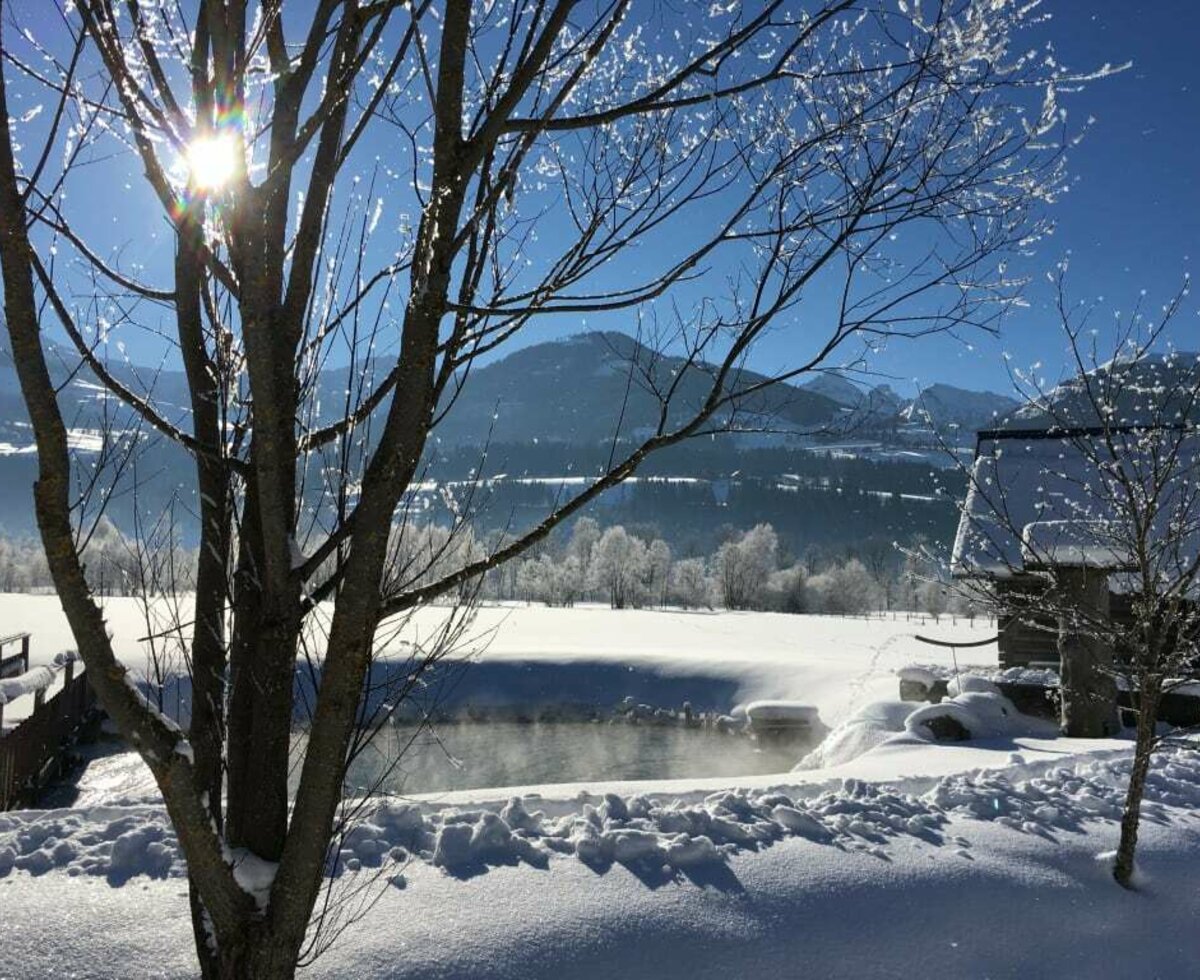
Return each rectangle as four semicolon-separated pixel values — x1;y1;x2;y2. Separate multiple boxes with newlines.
334;722;807;796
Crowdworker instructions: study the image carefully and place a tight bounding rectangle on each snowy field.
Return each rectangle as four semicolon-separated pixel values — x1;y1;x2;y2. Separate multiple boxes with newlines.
2;597;1200;978
0;593;998;728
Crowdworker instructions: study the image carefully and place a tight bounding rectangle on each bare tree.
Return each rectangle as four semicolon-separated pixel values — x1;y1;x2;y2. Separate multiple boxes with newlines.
952;272;1199;887
0;1;1107;975
646;538;672;607
590;524;647;608
856;537;899;610
715;522;778;609
670;556;713;610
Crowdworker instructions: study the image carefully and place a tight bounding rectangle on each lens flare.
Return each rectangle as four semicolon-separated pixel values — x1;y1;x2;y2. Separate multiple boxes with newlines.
186;133;238;191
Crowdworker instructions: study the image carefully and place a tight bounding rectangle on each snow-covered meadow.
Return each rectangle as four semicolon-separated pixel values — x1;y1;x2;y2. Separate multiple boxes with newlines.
3;597;1200;978
1;593;997;727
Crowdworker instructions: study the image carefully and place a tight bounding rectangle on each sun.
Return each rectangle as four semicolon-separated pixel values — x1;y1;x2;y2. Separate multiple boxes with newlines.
186;133;238;191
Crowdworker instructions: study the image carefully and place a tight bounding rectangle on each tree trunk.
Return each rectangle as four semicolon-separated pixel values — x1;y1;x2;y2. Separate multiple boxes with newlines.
1056;566;1119;737
216;928;303;980
1113;684;1160;888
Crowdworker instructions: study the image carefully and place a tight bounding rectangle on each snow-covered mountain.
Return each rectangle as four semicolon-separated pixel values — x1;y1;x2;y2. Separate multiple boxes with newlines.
0;333;1021;454
798;373;865;408
899;383;1019;435
0;333;1017;541
798;372;1016;440
1003;351;1200;430
798;373;904;425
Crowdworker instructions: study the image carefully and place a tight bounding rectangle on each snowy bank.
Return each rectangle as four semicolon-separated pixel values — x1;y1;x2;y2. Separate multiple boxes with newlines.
2;742;1200;979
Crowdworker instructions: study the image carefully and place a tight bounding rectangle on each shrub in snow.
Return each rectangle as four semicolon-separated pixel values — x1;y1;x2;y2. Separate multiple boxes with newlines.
589;526;650;609
713;524;779;610
765;564;809;614
667;557;712;609
807;558;879;615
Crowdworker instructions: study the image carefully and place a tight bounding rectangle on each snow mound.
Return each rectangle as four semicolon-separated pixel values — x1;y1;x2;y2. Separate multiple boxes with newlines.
945;673;1002;698
0;807;180;881
6;747;1199;895
896;665;939;688
795;700;915;770
744;701;820;724
906;690;1025;742
996;665;1060;687
924;749;1200;835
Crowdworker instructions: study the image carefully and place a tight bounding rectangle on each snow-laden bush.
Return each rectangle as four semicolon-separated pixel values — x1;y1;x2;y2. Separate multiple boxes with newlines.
589;526;649;609
765;564;809;613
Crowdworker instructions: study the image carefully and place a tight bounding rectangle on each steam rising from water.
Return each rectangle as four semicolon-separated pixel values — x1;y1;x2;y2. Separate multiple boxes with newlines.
322;723;810;796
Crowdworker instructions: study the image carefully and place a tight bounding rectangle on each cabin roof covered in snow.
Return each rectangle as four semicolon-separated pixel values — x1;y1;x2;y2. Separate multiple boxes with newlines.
951;426;1200;579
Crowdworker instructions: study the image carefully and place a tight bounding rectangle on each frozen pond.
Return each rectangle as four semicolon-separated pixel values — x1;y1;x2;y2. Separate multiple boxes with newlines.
330;722;807;796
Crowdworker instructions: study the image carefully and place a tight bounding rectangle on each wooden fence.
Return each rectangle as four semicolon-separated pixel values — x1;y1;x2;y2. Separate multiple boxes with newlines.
0;632;30;679
0;650;98;810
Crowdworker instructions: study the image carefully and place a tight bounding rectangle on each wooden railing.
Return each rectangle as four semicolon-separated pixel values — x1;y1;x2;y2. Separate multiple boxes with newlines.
0;655;98;810
0;632;30;679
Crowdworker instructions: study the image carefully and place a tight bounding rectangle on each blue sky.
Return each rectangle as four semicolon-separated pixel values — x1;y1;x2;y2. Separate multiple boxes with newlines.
11;0;1198;398
536;0;1200;396
851;0;1200;394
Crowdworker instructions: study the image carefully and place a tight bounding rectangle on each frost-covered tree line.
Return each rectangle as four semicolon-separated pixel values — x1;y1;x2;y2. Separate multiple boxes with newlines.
481;517;959;616
0;514;961;619
0;517;194;596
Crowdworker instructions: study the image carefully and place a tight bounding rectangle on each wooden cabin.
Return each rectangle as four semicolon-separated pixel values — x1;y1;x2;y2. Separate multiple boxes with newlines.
992;577;1137;669
951;424;1199;672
